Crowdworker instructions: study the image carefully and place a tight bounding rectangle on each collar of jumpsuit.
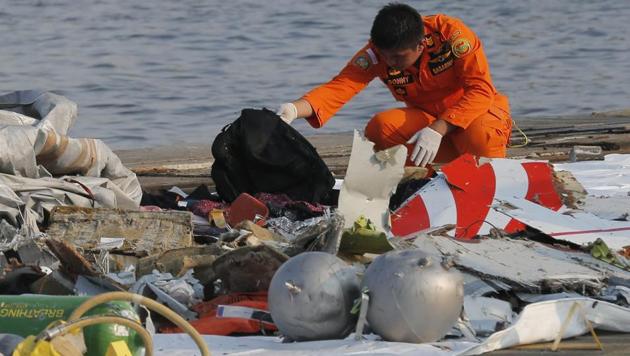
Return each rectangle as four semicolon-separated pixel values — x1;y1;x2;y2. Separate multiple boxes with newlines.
377;41;425;71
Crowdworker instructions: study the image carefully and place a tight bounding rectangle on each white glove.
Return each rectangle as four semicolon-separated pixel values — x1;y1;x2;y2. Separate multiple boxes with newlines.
276;103;298;125
406;126;443;167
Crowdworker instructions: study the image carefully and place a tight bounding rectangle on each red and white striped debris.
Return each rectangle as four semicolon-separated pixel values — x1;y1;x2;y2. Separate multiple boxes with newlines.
391;154;563;239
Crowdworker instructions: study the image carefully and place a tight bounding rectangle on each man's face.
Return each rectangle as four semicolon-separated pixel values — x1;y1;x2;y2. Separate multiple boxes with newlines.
379;43;424;70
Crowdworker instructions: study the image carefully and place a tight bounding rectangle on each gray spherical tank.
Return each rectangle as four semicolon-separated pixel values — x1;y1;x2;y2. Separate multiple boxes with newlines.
362;249;464;343
268;252;361;341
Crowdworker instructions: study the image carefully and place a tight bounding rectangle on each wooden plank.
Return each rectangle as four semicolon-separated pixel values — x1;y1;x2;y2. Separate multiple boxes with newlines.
46;206;193;256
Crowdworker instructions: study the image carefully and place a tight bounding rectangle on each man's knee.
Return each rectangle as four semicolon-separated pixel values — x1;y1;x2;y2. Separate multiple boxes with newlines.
365;107;435;151
453;119;510;158
364;111;392;145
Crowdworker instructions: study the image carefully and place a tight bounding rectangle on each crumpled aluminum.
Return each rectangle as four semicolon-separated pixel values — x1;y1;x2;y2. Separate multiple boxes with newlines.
266;210;344;255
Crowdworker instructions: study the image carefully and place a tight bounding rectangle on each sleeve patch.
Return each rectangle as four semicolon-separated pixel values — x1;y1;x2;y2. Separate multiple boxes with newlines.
452;37;472;58
353;54;371;70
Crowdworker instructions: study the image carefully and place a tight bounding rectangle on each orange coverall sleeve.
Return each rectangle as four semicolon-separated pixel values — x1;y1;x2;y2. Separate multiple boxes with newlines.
302;45;378;128
437;17;496;129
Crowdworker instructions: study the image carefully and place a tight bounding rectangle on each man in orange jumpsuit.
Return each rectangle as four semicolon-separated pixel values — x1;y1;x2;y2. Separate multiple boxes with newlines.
277;3;512;167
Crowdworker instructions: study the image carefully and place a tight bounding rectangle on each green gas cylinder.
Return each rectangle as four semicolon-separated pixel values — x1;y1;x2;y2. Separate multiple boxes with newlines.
82;301;145;356
0;295;144;356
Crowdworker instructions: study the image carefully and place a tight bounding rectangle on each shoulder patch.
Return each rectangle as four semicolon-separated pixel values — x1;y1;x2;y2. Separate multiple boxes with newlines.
452;37;471;58
353;54;371;70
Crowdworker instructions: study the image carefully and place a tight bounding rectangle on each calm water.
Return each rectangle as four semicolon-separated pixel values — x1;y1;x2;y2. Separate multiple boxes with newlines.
1;0;629;149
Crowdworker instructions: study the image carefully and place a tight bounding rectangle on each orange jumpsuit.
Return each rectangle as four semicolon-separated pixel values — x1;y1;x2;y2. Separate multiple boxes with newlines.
302;14;512;164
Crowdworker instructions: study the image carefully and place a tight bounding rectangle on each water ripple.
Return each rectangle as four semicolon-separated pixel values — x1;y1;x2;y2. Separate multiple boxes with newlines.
1;0;628;149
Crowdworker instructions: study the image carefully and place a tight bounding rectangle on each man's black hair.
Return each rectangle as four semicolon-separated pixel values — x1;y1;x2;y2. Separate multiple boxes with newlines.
370;3;424;50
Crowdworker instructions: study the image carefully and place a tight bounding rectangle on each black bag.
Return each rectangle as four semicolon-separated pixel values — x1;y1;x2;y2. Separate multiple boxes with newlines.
211;108;335;204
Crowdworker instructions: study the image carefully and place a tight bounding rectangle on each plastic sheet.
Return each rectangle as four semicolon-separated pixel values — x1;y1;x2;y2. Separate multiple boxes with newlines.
461;298;630;355
151;333;476;355
152;297;630;355
0;90;141;242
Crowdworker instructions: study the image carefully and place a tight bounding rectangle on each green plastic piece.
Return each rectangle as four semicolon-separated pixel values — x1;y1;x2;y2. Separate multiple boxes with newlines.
590;238;629;270
339;215;393;255
0;295;143;356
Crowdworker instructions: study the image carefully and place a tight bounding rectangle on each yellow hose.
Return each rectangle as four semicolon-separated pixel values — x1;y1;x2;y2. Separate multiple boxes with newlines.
509;119;530;148
44;315;154;356
68;291;210;356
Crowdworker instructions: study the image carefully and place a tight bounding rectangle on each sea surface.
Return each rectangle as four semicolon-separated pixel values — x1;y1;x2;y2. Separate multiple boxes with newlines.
1;0;629;149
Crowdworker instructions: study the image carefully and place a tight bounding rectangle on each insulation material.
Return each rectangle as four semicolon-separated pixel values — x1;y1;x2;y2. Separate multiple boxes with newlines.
337;130;406;232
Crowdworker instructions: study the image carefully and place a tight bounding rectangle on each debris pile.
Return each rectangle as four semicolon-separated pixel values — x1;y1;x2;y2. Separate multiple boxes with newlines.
2;92;630;354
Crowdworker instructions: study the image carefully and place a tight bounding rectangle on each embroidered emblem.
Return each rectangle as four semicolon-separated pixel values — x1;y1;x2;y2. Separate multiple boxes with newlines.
452;38;472;58
386;75;414;86
428;43;455;75
430;60;454;75
353;55;370;70
388;68;402;77
385;67;414;86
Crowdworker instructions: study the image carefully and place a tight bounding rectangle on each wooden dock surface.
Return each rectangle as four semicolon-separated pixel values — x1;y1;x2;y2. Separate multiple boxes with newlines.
116;112;630;192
